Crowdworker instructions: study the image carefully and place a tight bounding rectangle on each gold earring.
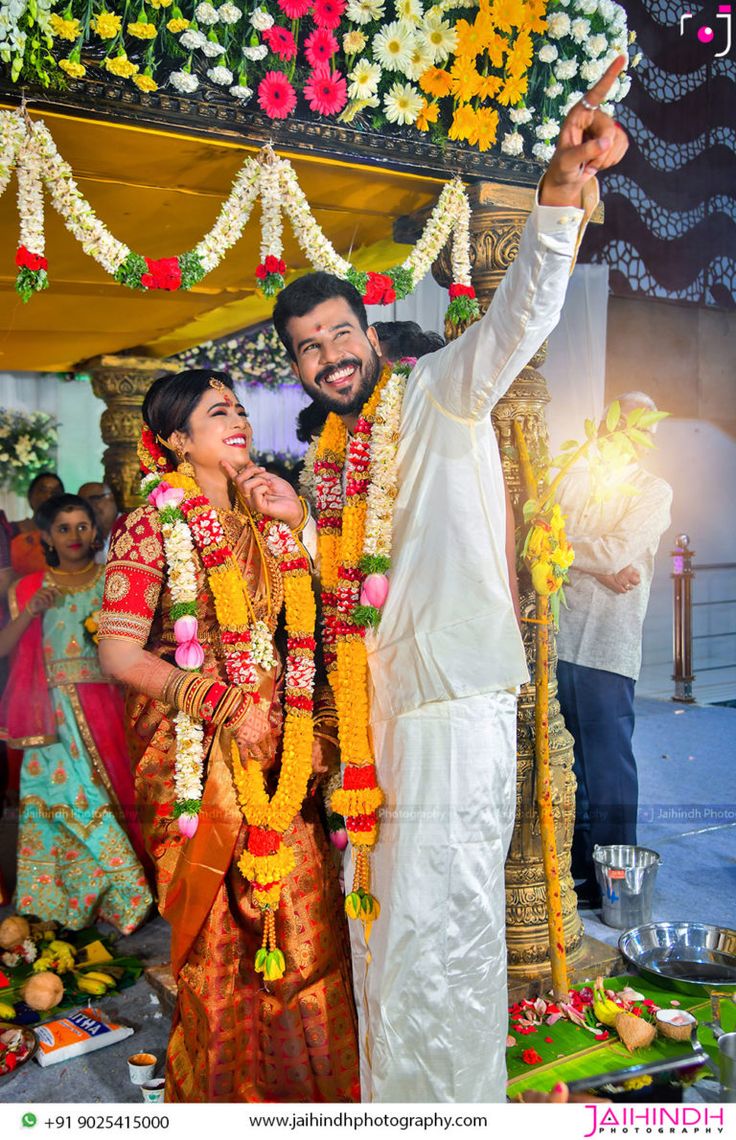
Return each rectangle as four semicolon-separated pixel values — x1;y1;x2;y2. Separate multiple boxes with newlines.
176;453;195;478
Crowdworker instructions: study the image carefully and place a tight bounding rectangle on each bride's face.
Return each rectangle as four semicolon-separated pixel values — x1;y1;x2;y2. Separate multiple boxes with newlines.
174;388;253;473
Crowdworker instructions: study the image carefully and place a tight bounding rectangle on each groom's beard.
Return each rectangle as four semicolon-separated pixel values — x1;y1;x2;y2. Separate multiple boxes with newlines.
309;348;382;417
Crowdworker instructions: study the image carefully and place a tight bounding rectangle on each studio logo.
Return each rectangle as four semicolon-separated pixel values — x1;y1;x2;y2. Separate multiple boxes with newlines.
680;5;732;56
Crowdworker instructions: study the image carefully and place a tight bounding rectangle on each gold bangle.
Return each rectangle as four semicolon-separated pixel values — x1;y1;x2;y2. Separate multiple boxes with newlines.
291;496;309;535
313;730;339;745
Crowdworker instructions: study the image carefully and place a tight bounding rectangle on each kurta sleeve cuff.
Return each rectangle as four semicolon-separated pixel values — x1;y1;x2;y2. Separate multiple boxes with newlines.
533;177;599;270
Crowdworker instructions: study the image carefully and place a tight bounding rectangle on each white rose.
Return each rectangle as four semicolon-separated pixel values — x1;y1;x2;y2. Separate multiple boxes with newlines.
547;12;571;38
500;131;524;156
538;43;558;63
571;16;590;41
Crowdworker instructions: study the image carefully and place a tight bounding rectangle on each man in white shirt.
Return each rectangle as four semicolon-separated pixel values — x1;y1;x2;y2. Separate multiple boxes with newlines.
271;60;630;1102
78;481;121;563
556;393;672;907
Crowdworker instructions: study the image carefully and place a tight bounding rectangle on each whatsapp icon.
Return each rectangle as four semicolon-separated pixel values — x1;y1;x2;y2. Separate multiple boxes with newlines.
21;1113;37;1128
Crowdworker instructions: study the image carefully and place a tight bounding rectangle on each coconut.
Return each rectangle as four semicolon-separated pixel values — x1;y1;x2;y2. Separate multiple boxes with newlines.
615;1010;657;1053
0;916;31;950
656;1008;697;1042
22;971;64;1012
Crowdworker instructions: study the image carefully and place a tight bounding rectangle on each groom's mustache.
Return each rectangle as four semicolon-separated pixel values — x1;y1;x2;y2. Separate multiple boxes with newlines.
315;357;362;386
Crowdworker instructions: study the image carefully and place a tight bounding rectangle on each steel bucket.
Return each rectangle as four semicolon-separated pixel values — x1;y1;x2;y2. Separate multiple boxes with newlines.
593;844;661;929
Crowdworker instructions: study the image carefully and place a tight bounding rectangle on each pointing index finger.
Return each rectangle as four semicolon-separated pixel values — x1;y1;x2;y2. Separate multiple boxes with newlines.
584;53;627;108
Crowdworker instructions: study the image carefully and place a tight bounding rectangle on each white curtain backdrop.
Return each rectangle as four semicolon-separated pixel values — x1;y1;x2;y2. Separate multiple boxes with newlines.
233;382;310;456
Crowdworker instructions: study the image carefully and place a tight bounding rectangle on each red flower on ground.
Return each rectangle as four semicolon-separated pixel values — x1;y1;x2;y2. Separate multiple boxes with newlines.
258;70;297;119
363;272;396;305
448;282;476;299
304;26;338;67
262;24;297;59
312;0;345;27
141;256;182;291
303;66;347;115
277;0;311;16
522;1048;543;1065
15;245;48;271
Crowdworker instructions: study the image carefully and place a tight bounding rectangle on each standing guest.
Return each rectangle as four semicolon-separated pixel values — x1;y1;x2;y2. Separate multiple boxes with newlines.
98;370;359;1103
556;393;672;907
9;471;64;576
78;480;122;563
270;59;630;1103
0;493;152;930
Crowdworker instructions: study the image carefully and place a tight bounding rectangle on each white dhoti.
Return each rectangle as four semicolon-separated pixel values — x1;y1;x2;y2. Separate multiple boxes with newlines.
349;689;518;1103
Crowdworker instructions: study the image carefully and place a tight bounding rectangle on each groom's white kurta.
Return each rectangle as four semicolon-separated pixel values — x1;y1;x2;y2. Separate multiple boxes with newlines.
345;195;590;1103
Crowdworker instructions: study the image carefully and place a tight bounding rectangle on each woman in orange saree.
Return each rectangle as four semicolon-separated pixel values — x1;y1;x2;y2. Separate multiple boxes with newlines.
98;370;358;1104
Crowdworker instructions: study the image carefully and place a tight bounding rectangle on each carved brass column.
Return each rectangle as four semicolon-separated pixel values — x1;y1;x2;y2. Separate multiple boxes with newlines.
84;354;179;511
427;182;585;983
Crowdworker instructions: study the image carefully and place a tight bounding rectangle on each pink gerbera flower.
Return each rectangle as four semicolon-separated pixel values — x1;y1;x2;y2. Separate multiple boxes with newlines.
262;24;298;60
312;0;345;29
304;26;338;68
277;0;311;15
258;70;297;118
303;66;347;115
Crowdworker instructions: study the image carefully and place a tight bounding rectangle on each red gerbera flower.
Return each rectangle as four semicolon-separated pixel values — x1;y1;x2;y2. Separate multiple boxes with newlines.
277;0;311;15
262;24;298;60
312;0;345;28
258;70;297;119
304;26;338;68
303;66;347;115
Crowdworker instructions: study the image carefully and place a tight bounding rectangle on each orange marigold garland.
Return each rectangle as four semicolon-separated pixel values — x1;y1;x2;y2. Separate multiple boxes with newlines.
314;364;409;931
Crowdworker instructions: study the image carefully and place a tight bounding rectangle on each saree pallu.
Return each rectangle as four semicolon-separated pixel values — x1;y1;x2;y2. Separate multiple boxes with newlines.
102;504;359;1103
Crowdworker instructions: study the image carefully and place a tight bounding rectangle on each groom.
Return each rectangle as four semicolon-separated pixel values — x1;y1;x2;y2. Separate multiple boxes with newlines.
267;60;629;1102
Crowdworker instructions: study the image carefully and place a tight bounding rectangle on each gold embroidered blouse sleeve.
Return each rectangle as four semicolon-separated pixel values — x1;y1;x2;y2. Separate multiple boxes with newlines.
98;505;165;645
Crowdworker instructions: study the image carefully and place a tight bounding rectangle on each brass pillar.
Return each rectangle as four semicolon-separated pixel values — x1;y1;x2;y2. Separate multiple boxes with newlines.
429;182;585;980
84;354;179;511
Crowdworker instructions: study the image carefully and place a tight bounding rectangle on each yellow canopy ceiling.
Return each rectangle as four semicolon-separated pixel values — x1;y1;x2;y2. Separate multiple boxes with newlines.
0;107;445;372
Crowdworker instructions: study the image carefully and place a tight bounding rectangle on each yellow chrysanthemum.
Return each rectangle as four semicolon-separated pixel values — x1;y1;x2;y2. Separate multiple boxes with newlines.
506;30;533;76
58;57;86;77
491;0;524;33
454;12;492;58
127;21;157;38
476;73;502;100
468;105;499;152
104;53;139;77
419;65;452;97
50;13;81;40
150;0;174;7
134;73;159;92
415;97;439;131
92;11;122;38
166;16;190;31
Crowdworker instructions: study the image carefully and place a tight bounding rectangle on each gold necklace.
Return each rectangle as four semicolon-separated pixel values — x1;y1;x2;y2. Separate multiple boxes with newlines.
50;560;95;577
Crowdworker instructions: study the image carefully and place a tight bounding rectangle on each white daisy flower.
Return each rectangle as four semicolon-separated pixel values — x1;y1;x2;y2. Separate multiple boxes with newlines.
406;38;433;80
348;57;382;98
501;131;524;156
373;20;415;72
416;15;457;63
346;0;385;24
383;79;423;124
397;0;423;23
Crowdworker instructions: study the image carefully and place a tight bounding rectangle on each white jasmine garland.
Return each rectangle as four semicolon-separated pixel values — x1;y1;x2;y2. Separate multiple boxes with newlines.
0;112;26;200
363;367;407;561
193;157;260;272
207;65;233;84
173;711;205;803
278;161;352;277
501;130;524;156
16;136;45;258
259;156;285;268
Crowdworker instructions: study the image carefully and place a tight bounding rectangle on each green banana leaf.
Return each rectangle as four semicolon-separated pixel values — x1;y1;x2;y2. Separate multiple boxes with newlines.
507;974;736;1097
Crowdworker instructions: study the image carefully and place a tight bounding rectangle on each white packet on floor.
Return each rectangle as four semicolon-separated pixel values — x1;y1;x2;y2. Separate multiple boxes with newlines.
34;1006;133;1066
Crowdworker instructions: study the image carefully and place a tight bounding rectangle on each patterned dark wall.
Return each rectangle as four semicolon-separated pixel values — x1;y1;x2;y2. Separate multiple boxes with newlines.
581;0;736;309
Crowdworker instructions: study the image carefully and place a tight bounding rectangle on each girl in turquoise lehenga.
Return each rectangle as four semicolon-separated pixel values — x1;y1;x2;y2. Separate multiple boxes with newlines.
0;494;152;933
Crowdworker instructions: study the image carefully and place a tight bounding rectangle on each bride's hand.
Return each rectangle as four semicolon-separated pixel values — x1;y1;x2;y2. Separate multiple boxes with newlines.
232;703;271;751
221;459;302;528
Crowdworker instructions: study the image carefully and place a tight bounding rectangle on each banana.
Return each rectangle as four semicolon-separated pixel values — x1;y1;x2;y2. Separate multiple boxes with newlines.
0;1000;17;1019
76;977;107;995
592;977;622;1028
79;971;116;987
